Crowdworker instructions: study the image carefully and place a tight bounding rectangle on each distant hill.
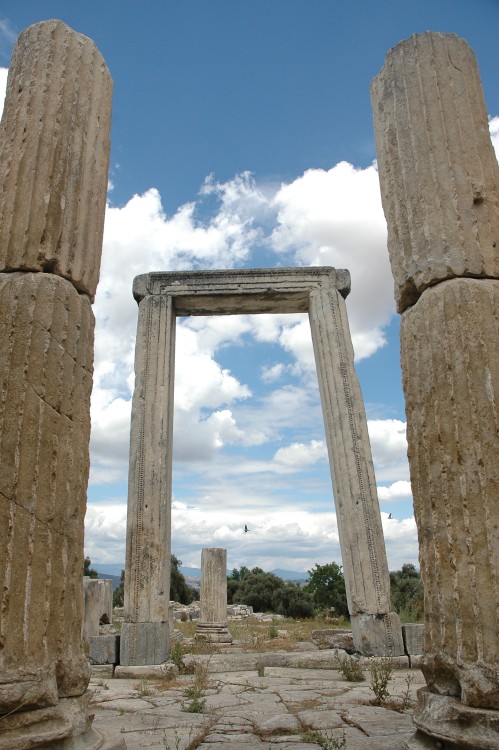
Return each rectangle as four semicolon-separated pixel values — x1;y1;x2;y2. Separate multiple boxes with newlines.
271;568;309;582
93;563;124;577
93;563;309;587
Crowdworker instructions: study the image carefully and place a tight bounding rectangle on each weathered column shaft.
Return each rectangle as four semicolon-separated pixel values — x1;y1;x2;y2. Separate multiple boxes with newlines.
0;20;112;298
196;548;232;643
0;272;94;709
0;19;113;750
401;278;499;708
121;293;175;666
371;32;499;313
371;30;499;749
308;287;404;656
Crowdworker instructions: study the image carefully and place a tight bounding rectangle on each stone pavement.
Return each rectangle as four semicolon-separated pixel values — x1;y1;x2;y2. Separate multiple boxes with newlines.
90;648;425;749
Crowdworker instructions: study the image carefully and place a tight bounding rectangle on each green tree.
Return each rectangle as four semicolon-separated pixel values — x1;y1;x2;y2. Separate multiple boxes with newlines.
170;555;199;604
230;568;314;618
233;570;282;612
227;565;250;604
83;556;98;578
304;562;349;617
113;569;125;607
273;583;315;618
390;563;423;622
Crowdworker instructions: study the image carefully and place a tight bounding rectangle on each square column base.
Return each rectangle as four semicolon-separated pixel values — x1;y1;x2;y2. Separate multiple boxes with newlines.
351;612;405;656
195;622;233;643
119;622;168;666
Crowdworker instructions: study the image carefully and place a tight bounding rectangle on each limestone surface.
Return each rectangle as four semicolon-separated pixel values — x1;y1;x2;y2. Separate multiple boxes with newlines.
89;650;427;750
0;19;113;748
0;272;94;713
0;20;113;297
401;278;499;710
371;33;499;313
371;30;499;748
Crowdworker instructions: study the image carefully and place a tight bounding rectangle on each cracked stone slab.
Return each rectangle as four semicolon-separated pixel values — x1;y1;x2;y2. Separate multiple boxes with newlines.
296;709;344;730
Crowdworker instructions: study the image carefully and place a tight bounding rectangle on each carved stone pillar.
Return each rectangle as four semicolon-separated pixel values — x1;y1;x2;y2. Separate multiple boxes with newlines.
120;293;174;666
309;287;404;656
196;548;232;643
0;20;115;750
371;32;499;749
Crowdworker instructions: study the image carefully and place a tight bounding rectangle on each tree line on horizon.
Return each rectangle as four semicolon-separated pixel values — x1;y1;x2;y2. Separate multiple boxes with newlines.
86;556;423;622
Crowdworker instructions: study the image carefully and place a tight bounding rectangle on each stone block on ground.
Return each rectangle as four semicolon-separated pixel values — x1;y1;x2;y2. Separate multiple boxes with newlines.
351;612;405;656
89;635;120;665
402;624;424;656
119;621;169;667
310;629;355;653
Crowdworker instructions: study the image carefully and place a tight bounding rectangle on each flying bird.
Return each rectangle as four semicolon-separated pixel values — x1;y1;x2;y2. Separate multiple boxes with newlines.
388;513;393;519
244;525;250;533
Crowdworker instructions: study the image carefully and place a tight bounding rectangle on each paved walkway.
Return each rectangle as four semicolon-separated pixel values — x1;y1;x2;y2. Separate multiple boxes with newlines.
90;648;424;749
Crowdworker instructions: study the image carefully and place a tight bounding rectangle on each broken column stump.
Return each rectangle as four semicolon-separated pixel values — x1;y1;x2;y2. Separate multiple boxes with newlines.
371;32;499;750
196;548;232;643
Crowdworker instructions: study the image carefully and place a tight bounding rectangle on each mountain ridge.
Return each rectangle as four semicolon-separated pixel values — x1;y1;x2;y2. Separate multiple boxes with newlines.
93;562;309;582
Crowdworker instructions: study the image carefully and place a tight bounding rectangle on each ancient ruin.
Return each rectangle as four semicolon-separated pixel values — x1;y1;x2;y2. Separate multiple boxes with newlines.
0;20;117;750
121;267;405;666
371;32;499;749
196;548;233;643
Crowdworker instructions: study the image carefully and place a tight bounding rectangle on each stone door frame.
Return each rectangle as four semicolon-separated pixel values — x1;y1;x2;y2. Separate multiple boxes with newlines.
121;267;403;665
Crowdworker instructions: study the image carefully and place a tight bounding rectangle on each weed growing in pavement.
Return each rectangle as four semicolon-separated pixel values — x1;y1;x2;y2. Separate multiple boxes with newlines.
382;672;416;712
369;658;394;705
334;652;365;682
302;729;347;749
181;661;211;714
135;676;151;697
161;729;182;750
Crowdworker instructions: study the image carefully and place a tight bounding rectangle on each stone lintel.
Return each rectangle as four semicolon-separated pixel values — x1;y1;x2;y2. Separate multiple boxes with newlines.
133;266;351;313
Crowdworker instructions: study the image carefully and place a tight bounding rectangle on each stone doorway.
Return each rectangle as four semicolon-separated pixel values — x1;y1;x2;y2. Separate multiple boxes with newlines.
121;267;404;665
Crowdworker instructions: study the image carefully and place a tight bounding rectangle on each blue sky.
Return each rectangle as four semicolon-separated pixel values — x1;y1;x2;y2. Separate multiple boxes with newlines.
1;2;498;575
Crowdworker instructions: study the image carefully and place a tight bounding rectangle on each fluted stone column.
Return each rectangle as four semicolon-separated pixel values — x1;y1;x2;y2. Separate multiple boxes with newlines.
196;548;232;643
372;32;499;750
120;293;174;666
0;21;115;750
309;287;404;656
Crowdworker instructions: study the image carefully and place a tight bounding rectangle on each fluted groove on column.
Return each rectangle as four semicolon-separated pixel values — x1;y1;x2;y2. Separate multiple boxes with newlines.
401;278;499;710
0;20;113;297
0;272;94;712
371;32;499;313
